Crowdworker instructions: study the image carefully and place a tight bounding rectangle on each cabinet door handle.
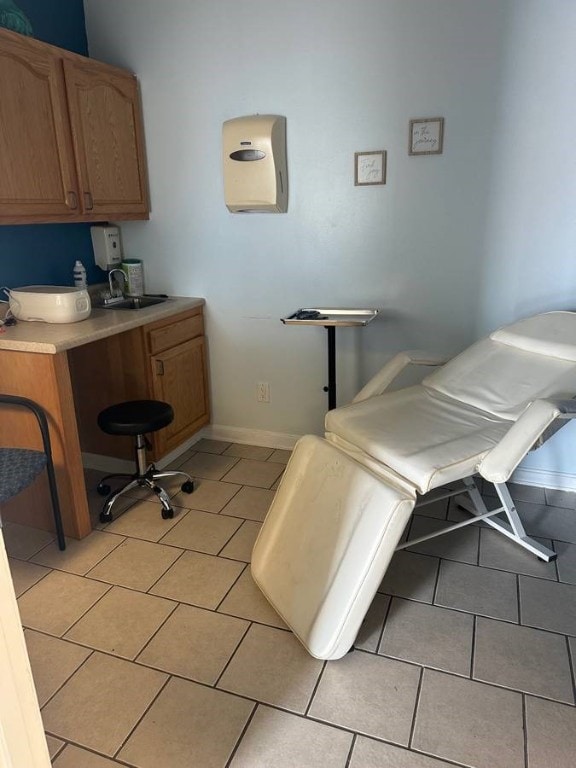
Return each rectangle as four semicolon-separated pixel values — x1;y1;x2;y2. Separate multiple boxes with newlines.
155;360;164;376
84;191;94;210
66;190;78;209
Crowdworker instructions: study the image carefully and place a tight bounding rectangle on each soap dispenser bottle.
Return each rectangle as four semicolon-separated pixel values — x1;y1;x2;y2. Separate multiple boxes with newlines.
73;260;87;289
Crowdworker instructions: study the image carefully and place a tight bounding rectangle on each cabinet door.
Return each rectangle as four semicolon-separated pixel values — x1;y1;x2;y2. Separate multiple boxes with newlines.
63;58;149;218
0;31;79;221
150;337;210;456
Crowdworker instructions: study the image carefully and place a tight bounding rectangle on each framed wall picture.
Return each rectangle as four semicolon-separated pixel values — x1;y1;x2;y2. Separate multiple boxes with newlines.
354;150;387;185
409;117;444;155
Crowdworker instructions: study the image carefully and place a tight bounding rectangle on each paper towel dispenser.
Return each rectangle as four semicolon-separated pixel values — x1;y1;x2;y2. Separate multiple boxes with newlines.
223;114;288;213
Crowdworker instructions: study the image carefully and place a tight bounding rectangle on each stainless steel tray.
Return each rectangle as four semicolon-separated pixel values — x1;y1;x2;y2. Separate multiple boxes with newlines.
282;308;379;327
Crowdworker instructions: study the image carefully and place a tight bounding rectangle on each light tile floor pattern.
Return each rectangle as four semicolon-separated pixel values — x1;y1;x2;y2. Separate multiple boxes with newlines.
5;439;576;767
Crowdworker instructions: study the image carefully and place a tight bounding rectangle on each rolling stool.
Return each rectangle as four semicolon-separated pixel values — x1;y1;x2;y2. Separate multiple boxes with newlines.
96;400;195;524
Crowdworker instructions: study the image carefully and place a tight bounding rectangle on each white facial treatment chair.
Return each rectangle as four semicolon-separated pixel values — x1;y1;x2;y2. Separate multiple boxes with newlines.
252;311;576;660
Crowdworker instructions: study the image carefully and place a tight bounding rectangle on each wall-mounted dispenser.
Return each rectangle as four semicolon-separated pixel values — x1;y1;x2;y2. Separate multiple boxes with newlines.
222;114;288;213
90;225;123;271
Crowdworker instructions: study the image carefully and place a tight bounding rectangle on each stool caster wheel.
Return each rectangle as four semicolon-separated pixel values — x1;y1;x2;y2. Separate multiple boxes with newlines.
181;480;194;494
99;511;113;523
162;507;174;520
97;483;111;496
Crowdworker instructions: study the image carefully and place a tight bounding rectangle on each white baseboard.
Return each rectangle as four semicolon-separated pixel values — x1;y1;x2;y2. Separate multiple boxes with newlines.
205;424;301;451
511;466;576;493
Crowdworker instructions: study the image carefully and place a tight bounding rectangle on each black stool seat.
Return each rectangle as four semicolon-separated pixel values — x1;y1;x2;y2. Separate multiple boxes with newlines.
98;400;174;436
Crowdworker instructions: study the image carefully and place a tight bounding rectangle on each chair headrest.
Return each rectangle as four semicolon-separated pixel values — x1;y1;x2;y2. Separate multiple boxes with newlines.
491;311;576;361
423;311;576;418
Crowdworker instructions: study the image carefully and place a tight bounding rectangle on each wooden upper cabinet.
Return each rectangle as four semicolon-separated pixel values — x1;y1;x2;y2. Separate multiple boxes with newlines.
0;32;79;219
0;28;149;224
63;58;149;218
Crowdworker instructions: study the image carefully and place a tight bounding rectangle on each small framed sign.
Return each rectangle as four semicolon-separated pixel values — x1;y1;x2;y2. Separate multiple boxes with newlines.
409;117;444;155
354;150;387;186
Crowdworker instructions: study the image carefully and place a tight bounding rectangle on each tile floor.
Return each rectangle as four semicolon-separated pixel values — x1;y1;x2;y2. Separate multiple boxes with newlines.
5;439;576;767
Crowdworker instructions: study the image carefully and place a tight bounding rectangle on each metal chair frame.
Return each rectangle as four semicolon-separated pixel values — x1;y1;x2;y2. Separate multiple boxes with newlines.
398;476;556;562
0;394;66;551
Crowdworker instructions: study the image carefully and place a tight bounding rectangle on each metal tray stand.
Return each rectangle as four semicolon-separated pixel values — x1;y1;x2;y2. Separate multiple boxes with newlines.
282;307;379;408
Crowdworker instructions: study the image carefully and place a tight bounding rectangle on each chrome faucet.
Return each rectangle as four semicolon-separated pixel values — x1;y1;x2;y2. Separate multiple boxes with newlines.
106;269;127;303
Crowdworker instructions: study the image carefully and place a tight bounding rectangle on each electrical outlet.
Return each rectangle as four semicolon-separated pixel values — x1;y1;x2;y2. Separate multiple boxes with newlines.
257;382;270;403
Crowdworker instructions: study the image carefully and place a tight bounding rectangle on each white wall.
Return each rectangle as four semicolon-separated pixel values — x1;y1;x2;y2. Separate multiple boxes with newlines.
477;0;576;484
83;0;508;435
83;0;576;485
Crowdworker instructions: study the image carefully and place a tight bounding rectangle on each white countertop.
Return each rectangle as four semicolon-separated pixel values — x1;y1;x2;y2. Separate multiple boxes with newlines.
0;296;205;354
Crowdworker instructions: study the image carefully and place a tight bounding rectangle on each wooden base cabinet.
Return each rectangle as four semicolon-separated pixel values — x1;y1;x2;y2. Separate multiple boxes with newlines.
150;335;209;456
69;307;210;463
0;27;149;224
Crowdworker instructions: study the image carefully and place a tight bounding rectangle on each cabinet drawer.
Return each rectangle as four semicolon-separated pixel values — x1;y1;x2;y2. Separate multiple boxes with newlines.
148;313;204;355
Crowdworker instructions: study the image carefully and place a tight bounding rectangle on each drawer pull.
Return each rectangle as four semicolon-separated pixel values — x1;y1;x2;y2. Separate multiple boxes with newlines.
66;190;78;209
84;191;94;210
155;360;164;376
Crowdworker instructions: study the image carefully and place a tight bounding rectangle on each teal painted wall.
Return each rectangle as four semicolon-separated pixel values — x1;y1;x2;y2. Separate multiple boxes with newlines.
0;0;103;289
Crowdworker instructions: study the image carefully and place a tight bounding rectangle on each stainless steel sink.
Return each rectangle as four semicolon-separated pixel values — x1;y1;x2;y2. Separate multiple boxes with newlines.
100;296;167;310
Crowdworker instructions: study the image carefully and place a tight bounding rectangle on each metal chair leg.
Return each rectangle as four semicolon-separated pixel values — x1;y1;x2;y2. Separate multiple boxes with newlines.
459;477;556;562
397;476;556;563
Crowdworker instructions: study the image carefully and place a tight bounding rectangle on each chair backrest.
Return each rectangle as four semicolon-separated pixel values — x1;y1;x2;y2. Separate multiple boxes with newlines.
423;311;576;419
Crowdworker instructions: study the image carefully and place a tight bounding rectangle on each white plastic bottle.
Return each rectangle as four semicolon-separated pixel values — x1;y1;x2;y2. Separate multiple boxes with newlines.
73;260;87;289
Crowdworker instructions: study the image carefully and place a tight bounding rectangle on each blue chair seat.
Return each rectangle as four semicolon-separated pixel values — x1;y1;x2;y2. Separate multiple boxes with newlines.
0;448;48;502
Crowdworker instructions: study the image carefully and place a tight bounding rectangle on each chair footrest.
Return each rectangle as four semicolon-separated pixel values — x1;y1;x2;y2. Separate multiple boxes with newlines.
252;435;416;660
